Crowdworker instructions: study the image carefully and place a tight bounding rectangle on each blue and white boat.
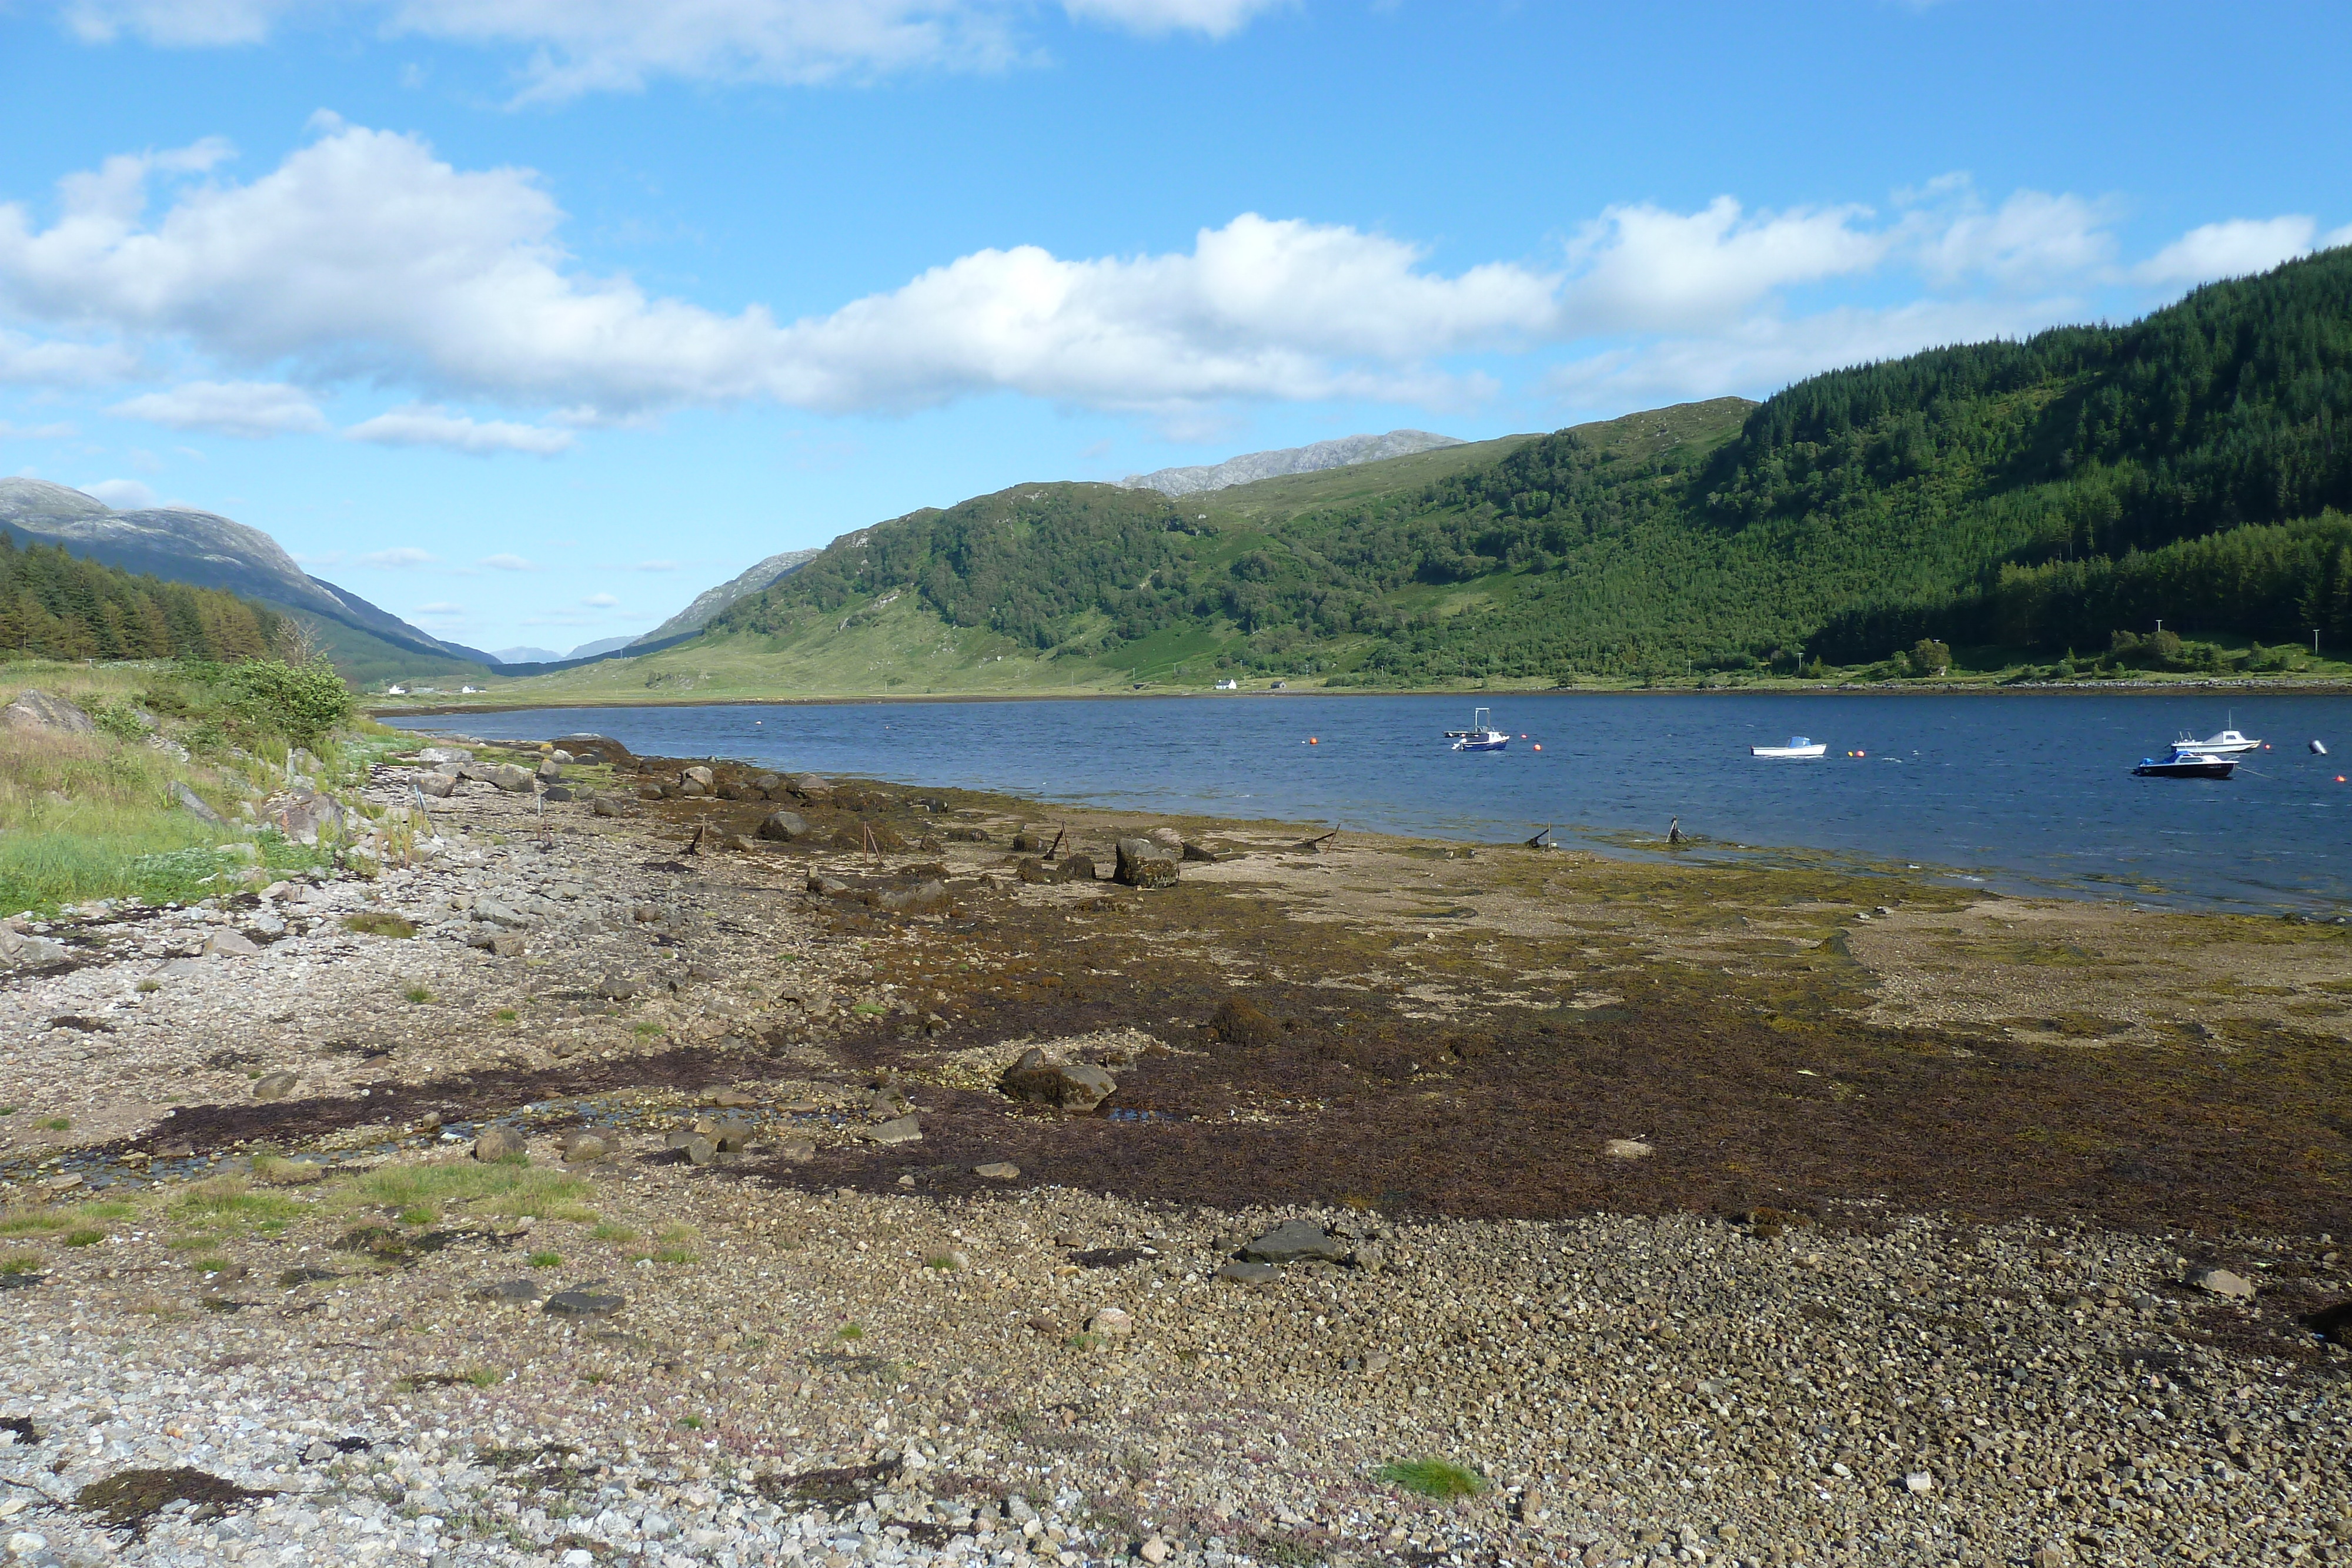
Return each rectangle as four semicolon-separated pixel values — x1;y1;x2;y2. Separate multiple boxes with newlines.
1446;707;1510;751
1751;735;1828;758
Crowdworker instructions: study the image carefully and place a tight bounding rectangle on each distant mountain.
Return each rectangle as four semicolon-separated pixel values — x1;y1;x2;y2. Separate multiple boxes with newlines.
0;478;482;673
566;635;637;659
491;645;566;666
1123;430;1464;496
633;548;821;647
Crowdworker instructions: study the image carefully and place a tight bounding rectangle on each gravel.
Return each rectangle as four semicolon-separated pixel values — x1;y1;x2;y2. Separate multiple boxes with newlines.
0;757;2346;1567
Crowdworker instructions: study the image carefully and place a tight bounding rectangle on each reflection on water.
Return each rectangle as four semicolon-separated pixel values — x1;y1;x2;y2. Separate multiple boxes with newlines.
387;691;2352;915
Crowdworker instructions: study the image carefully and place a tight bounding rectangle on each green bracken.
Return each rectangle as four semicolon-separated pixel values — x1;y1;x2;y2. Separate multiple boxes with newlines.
1375;1459;1487;1499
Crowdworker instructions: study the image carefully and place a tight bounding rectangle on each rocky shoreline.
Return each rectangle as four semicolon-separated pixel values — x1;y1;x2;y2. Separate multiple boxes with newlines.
2;733;2348;1568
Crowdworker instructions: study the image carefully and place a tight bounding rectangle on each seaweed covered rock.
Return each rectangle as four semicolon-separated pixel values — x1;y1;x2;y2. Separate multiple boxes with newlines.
999;1048;1115;1111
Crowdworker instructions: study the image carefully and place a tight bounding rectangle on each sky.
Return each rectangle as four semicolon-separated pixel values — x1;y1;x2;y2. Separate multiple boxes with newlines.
2;1;2348;656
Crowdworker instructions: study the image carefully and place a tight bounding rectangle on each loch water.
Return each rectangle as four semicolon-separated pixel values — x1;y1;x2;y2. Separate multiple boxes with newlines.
388;691;2352;915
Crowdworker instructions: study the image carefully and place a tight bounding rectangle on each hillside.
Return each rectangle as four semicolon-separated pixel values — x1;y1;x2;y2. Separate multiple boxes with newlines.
459;246;2352;703
0;531;287;662
0;479;489;681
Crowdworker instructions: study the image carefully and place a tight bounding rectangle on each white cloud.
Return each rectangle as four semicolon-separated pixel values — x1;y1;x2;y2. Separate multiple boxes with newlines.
1909;186;2119;287
57;1;1286;101
1561;197;1891;333
0;127;1551;417
290;549;345;567
1542;297;2077;415
582;591;619;607
0;419;79;439
109;379;328;437
479;552;537;570
81;477;155;507
363;546;438;567
629;559;678;570
59;0;296;45
344;404;576;455
1061;0;1287;37
0;329;138;386
2133;216;2319;287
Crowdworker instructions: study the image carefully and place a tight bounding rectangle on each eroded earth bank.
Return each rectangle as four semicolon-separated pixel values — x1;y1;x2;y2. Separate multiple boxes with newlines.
2;737;2350;1568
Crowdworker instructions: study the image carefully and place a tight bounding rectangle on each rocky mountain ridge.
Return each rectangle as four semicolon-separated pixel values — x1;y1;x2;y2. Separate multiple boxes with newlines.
1122;429;1464;496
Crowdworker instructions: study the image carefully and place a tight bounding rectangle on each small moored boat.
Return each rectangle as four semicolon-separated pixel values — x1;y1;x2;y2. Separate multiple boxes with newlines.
2133;747;2236;780
1751;735;1828;758
1445;707;1510;751
2172;726;2262;758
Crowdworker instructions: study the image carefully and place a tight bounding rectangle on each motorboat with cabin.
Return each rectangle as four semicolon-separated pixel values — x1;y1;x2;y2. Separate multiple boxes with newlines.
1446;707;1510;751
2171;724;2263;758
1750;735;1828;758
2133;747;2237;780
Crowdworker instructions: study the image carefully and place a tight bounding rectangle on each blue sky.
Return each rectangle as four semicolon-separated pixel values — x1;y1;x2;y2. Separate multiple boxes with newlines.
2;0;2347;654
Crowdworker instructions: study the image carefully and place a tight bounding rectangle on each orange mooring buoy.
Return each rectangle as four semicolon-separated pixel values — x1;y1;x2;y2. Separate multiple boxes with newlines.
1309;737;1319;745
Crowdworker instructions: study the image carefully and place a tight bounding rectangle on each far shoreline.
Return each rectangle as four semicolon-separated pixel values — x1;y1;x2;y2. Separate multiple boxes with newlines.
369;674;2352;719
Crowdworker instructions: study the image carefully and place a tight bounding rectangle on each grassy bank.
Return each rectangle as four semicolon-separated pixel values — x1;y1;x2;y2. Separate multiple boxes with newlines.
0;657;405;917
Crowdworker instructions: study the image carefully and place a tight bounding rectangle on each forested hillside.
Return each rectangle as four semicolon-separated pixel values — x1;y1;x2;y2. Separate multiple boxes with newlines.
0;533;289;663
666;247;2352;688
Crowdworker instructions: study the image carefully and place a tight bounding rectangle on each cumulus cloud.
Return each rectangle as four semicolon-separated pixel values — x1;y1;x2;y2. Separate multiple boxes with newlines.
479;552;537;570
363;546;437;567
6;123;2346;434
582;591;619;607
1542;297;2078;415
2132;216;2332;287
344;404;576;455
56;0;1287;101
1560;198;1892;333
109;379;328;437
0;419;80;439
81;477;156;507
0;329;138;386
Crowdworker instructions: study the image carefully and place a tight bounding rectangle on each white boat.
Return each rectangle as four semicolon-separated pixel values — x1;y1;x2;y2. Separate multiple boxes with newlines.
2172;726;2262;758
1751;735;1828;758
1445;707;1509;751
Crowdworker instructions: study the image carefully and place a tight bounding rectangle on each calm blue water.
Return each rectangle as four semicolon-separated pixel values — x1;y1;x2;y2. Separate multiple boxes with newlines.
387;693;2352;914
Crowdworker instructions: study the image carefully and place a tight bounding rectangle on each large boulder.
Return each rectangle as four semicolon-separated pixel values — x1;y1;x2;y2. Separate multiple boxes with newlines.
1114;838;1178;889
416;771;459;798
998;1048;1116;1111
790;773;834;802
2;688;96;735
1057;854;1098;883
481;764;534;793
1241;1219;1351;1265
757;810;811;842
553;733;633;766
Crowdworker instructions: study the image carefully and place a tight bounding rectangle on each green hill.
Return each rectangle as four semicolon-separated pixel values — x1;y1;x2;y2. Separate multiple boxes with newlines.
474;247;2352;704
0;532;286;663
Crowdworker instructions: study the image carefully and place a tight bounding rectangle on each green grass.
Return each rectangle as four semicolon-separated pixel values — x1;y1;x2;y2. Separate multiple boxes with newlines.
171;1178;302;1238
836;1323;864;1341
0;1253;41;1275
403;985;433;1004
38;1118;68;1132
494;1009;519;1023
344;912;417;939
527;1250;562;1268
676;1415;703;1430
589;1222;637;1242
465;1367;502;1388
0;661;343;918
0;1210;71;1236
343;1161;598;1224
1375;1459;1487;1499
62;1228;105;1247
